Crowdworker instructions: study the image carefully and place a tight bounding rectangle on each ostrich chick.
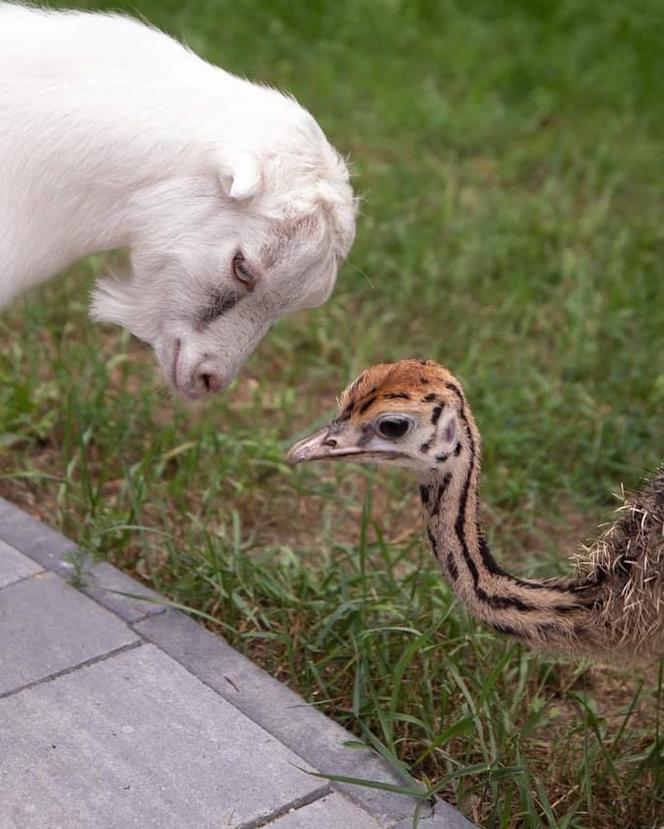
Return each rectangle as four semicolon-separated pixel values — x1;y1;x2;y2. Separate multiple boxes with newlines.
287;359;664;661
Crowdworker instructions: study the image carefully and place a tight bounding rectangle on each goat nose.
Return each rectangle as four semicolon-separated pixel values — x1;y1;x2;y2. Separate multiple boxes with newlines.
196;369;224;394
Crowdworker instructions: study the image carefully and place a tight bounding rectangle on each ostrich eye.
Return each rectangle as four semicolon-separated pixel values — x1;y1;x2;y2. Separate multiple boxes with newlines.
375;415;413;440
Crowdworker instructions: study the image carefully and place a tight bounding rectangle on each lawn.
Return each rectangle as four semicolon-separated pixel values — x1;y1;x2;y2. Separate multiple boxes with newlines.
1;0;663;825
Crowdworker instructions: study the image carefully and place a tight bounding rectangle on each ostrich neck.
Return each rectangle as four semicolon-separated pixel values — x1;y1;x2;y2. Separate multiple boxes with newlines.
418;413;600;652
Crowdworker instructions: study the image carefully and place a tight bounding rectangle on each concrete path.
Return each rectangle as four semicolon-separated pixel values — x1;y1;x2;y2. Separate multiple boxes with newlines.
0;497;474;829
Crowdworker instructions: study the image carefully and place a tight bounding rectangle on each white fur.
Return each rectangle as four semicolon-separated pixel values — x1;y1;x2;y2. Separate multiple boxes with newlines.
0;3;356;396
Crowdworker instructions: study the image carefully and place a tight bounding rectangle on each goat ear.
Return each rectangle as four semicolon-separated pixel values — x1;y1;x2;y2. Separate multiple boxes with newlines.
222;153;262;200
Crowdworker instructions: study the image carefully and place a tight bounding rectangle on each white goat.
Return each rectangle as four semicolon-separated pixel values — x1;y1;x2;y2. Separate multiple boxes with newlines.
0;4;356;397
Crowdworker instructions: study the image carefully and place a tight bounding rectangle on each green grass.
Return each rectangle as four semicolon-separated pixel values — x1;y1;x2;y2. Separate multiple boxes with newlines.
2;1;663;825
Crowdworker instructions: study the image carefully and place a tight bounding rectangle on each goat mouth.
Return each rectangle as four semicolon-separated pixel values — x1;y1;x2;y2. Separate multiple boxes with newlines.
170;338;182;391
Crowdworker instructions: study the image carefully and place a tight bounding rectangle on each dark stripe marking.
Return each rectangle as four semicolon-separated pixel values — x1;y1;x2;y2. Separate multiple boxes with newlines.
358;396;376;415
446;552;459;581
476;588;537;612
447;384;481;591
434;472;453;513
535;623;561;639
491;622;528;639
444;382;465;400
356;424;374;447
336;403;354;422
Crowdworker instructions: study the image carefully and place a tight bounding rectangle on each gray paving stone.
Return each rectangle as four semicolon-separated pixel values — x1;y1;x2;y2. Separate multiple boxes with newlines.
0;498;78;579
0;539;42;588
81;561;167;623
0;644;329;829
267;794;383;828
430;802;477;829
136;611;437;825
0;572;138;696
392;801;477;829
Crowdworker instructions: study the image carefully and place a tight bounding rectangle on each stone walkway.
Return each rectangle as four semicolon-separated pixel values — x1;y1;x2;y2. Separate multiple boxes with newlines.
0;497;474;829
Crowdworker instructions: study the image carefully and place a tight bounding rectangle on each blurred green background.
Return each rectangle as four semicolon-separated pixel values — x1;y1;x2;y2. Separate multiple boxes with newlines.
1;2;662;826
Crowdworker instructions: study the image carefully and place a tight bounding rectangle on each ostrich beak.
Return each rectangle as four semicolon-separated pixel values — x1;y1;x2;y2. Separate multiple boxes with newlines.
287;423;366;464
287;425;344;464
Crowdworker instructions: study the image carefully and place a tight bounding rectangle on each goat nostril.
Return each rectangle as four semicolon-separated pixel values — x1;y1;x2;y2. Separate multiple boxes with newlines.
199;371;223;394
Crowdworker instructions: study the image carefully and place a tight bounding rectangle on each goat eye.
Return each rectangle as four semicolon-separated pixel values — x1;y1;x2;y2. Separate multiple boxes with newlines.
232;252;256;291
375;415;413;440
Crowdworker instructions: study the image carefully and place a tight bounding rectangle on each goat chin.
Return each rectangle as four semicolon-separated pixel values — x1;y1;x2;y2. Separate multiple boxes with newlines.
0;3;357;394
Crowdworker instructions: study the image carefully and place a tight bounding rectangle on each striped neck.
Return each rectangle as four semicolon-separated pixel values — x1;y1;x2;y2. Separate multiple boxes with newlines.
418;392;598;653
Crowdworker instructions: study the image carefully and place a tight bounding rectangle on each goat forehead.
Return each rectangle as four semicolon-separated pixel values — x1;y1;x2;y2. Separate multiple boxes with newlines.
260;221;338;311
260;216;318;269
